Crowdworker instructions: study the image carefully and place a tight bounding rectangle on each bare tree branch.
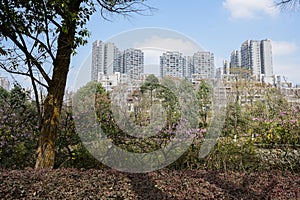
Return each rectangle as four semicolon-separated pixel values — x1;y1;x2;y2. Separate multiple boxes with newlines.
96;0;156;20
28;62;42;120
0;63;48;88
276;0;300;10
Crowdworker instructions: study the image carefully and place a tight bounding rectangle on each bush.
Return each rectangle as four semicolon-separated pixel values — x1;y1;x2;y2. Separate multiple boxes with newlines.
203;137;260;171
0;85;39;169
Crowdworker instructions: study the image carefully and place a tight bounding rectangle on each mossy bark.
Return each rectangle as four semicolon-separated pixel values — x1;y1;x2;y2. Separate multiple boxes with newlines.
35;2;80;168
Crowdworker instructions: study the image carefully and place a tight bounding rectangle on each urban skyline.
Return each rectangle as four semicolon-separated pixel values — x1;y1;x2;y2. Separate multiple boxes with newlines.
0;38;289;92
223;39;274;84
159;51;215;79
91;38;277;85
68;1;299;90
92;40;216;81
91;40;144;82
2;1;299;91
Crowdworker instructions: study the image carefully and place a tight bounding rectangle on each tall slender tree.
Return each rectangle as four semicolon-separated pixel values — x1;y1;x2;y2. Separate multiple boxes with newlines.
0;0;153;168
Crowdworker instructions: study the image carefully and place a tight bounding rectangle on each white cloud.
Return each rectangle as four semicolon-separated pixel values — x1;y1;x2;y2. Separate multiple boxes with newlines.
223;0;279;19
133;36;203;76
273;61;300;84
272;41;300;84
142;49;162;65
133;36;202;56
272;41;299;56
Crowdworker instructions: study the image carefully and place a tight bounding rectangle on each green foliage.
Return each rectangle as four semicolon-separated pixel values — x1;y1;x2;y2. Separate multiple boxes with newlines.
247;88;300;148
196;80;212;128
2;80;299;172
157;77;181;126
167;139;204;170
70;80;300;171
0;84;39;169
1;0;153;169
60;81;112;168
72;80;191;169
218;85;300;172
0;86;9;100
222;102;250;138
141;74;159;89
131;76;181;128
204;138;259;171
0;0;95;55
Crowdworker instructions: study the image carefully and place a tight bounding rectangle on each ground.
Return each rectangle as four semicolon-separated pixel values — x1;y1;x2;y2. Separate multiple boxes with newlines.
1;168;299;199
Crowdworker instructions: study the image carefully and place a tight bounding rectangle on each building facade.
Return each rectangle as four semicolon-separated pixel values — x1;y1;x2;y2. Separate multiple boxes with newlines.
91;40;121;81
239;39;273;83
192;51;215;79
92;40;216;82
160;51;186;78
160;51;215;79
241;40;262;79
123;48;144;80
104;42;121;75
230;50;241;69
260;39;273;84
91;40;104;81
223;60;230;75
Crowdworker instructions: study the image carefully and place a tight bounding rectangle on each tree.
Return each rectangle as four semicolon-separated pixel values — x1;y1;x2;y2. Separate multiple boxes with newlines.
0;84;39;169
141;74;159;106
156;77;180;126
196;80;212;128
0;0;153;168
224;67;253;137
276;0;300;9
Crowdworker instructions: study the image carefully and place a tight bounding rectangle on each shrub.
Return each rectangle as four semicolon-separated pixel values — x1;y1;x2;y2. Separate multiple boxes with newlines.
0;84;39;169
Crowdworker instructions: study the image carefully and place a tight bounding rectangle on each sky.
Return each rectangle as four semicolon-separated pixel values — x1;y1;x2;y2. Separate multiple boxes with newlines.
69;0;300;90
1;0;299;90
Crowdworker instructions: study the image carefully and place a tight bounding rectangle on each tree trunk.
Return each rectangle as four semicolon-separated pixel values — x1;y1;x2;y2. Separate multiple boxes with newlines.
35;94;60;168
35;2;80;168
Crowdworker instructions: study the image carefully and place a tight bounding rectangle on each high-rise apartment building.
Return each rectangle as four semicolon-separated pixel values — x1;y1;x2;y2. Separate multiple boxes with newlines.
223;60;230;75
91;40;121;81
160;51;186;78
239;39;273;83
185;56;193;78
192;51;215;79
104;42;121;75
260;39;273;83
91;40;104;81
230;50;241;69
160;51;215;79
92;40;216;82
241;40;261;79
123;48;144;80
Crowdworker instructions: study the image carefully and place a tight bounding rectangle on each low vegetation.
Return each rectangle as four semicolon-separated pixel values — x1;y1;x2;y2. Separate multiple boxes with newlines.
1;168;299;199
1;78;300;198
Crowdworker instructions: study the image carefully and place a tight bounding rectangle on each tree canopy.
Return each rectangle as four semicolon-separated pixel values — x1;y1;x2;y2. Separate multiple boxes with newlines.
0;0;153;168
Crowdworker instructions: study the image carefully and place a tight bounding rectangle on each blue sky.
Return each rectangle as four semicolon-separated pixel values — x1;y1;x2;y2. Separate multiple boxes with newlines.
1;1;298;90
70;0;300;90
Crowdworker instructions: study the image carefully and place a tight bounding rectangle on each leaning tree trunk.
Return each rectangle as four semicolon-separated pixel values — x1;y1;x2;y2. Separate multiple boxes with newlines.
35;3;80;168
35;93;61;168
35;70;71;169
